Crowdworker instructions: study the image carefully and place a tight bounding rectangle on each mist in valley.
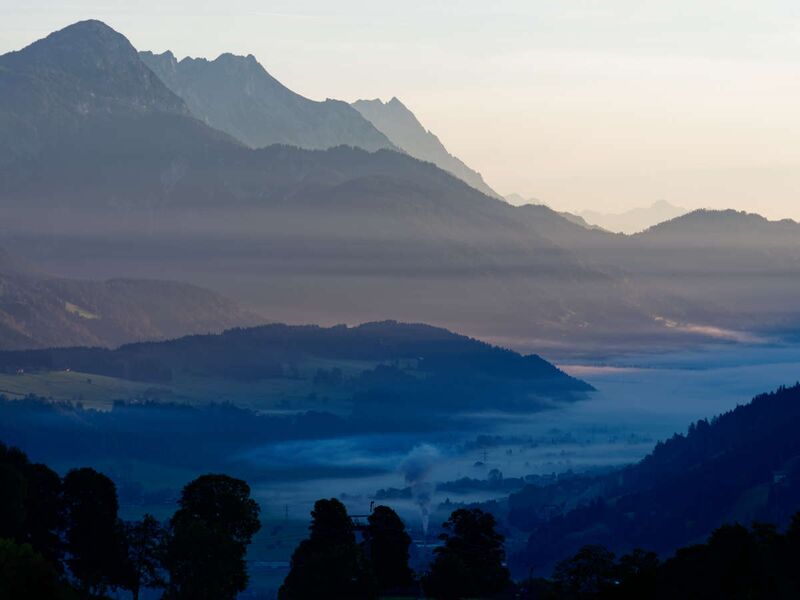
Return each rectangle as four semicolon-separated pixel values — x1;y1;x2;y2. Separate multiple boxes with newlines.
235;341;800;530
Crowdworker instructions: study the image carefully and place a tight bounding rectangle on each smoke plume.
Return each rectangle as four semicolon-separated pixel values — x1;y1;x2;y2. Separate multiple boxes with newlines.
400;444;440;534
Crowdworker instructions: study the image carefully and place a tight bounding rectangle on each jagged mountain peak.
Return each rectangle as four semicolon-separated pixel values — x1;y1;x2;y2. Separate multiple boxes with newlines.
352;96;500;198
0;20;188;118
7;19;146;81
140;49;395;151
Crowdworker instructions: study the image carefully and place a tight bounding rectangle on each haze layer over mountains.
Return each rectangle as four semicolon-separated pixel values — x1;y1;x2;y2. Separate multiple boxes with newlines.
1;20;799;353
0;246;259;349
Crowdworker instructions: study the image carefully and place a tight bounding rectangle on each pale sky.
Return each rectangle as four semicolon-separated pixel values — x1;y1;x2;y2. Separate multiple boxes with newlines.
3;1;800;219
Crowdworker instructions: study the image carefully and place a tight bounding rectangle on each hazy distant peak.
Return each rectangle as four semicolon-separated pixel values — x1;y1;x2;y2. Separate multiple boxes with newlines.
646;208;799;232
352;97;500;198
355;97;413;122
211;52;261;67
579;200;687;234
140;49;395;151
504;193;545;206
651;199;676;209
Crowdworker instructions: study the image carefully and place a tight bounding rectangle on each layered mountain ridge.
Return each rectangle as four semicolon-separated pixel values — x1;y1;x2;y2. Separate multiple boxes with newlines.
1;20;799;353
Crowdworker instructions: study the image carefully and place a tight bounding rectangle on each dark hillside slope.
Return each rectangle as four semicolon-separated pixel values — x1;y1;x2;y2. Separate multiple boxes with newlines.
0;245;261;349
0;321;592;414
511;383;800;572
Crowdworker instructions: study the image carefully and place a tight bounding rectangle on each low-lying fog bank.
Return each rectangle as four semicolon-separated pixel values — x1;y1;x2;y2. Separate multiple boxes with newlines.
249;342;800;529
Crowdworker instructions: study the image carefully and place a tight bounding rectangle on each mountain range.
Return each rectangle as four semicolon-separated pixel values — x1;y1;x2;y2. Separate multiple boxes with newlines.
139;50;396;152
138;49;500;197
1;20;799;354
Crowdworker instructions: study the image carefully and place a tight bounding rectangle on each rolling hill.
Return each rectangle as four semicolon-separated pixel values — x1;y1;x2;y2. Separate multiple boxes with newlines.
0;320;592;412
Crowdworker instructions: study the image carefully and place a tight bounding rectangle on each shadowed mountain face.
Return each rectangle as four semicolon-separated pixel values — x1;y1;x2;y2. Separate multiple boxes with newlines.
140;50;395;152
0;20;191;169
1;21;799;353
352;97;499;197
0;246;261;350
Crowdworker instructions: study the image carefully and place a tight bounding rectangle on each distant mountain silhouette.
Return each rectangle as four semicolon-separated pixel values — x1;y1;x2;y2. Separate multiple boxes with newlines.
580;200;687;234
352;97;499;197
640;208;800;240
140;50;395;151
0;245;261;350
504;193;531;206
504;195;607;231
623;210;800;332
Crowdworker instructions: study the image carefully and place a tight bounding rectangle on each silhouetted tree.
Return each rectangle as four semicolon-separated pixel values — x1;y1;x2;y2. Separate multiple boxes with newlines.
551;545;616;599
0;461;26;541
658;523;767;600
0;443;65;569
424;508;511;600
22;462;64;567
785;513;800;594
163;474;261;600
363;505;414;593
62;467;127;596
0;539;76;600
614;549;659;599
120;514;166;600
280;498;374;599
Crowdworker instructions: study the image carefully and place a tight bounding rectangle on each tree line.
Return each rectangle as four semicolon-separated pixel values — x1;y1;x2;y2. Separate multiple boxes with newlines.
5;437;800;599
1;439;514;599
0;441;260;599
279;498;512;599
519;515;800;599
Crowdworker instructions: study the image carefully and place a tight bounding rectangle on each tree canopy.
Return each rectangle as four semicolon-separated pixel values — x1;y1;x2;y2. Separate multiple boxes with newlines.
164;474;261;600
424;508;512;600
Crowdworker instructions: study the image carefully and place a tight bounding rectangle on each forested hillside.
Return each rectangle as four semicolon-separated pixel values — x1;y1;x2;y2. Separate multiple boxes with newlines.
510;384;800;572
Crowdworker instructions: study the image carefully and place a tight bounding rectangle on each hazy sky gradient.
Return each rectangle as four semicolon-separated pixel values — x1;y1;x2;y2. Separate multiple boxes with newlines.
3;1;800;218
